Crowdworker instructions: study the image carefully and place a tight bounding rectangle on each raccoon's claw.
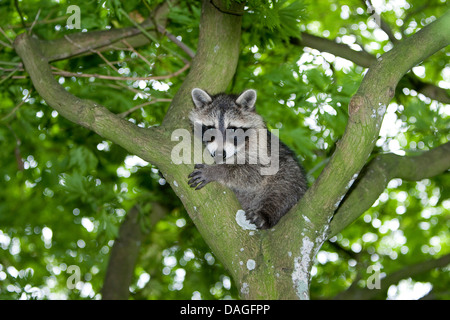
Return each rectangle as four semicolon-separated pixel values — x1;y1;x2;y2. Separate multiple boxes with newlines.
188;171;200;179
188;176;206;190
245;210;269;230
194;180;208;190
188;164;210;190
188;175;209;190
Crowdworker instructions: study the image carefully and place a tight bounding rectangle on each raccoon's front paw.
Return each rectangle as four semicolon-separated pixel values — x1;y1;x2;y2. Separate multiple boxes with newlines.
188;164;212;190
245;210;269;230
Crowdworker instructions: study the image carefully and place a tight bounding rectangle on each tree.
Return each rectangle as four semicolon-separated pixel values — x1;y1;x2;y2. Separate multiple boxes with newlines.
1;0;449;300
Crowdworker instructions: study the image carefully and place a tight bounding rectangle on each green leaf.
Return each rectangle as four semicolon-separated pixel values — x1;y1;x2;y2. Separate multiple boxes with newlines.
61;172;87;201
278;0;305;38
68;146;98;175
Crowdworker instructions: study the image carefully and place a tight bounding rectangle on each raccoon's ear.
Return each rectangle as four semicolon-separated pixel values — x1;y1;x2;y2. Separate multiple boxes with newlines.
236;89;257;110
191;88;212;108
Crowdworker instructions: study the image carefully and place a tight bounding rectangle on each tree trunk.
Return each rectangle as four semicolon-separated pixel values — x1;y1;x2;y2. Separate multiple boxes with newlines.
101;203;167;299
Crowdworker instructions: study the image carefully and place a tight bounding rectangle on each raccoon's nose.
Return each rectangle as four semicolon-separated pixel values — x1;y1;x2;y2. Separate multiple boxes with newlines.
222;150;227;159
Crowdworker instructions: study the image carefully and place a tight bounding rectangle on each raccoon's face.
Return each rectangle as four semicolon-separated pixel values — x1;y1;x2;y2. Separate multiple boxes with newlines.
189;88;265;163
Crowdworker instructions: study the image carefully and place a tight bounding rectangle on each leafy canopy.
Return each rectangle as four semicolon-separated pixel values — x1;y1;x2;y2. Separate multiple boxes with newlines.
0;0;448;299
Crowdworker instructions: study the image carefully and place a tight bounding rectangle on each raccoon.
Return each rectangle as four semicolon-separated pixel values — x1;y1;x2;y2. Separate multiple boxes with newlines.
187;88;307;229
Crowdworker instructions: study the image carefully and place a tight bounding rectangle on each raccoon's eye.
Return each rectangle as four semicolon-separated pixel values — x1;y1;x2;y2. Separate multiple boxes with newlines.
228;126;242;133
228;126;250;132
202;125;215;132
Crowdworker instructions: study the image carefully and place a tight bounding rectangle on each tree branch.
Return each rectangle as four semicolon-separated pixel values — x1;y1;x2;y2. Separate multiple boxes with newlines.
329;142;450;238
156;24;196;58
291;33;376;68
335;253;450;299
118;99;172;118
43;27;144;62
363;0;399;44
14;0;27;29
38;2;171;62
50;62;190;81
291;32;450;104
